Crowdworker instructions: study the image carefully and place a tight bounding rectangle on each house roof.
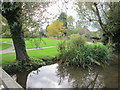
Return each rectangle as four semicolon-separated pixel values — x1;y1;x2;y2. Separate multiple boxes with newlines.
79;28;90;35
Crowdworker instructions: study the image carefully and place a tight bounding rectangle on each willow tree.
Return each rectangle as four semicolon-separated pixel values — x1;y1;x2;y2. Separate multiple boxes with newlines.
2;2;30;63
2;2;51;63
76;2;120;47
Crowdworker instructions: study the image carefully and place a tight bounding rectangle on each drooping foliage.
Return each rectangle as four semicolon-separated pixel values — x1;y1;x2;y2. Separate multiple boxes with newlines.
76;2;120;52
1;16;11;37
103;2;120;52
2;2;30;63
2;2;52;63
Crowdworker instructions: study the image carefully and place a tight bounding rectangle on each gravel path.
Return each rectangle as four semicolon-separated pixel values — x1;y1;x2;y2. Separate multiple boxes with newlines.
0;42;56;54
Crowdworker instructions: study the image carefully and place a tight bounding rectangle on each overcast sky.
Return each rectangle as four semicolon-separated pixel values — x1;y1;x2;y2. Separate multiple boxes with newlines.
35;0;98;32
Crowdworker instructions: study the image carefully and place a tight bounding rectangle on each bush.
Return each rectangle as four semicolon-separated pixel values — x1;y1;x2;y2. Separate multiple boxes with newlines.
4;59;46;74
69;34;80;39
58;35;86;63
58;36;111;68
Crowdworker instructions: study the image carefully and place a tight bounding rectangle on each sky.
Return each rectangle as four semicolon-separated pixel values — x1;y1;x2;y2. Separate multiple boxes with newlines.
35;0;99;32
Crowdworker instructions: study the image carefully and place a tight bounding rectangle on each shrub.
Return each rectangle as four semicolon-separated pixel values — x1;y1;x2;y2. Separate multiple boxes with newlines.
58;35;86;60
69;34;80;39
4;59;46;74
58;36;112;68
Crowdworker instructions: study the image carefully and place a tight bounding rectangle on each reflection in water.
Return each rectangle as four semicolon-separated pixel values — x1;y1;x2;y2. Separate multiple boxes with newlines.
17;72;30;88
57;64;104;88
13;72;30;88
14;55;118;88
27;64;73;88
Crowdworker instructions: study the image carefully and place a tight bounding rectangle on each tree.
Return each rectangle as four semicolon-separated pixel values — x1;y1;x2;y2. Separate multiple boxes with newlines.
76;2;120;47
2;2;52;63
76;20;84;31
1;16;11;37
58;12;68;28
2;2;30;63
67;16;74;31
46;20;67;37
104;2;120;44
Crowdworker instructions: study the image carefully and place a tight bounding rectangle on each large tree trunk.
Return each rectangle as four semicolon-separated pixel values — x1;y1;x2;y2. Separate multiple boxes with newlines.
2;2;30;63
11;25;29;62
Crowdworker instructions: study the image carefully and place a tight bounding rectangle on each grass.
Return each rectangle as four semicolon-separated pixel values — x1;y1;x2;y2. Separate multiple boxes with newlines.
0;38;13;43
1;38;59;66
2;47;58;66
0;38;60;49
25;38;61;49
0;43;12;50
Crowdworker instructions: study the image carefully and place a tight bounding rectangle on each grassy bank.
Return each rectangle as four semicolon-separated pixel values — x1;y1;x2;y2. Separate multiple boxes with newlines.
2;47;58;66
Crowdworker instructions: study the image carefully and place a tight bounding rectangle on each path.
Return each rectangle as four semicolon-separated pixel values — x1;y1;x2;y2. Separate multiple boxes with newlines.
0;41;92;54
0;42;14;54
0;42;56;54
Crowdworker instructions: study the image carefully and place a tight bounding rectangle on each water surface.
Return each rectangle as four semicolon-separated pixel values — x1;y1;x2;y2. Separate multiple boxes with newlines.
13;55;118;88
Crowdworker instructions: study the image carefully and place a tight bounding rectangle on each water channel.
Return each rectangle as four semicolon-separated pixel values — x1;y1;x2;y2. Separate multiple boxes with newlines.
12;54;118;88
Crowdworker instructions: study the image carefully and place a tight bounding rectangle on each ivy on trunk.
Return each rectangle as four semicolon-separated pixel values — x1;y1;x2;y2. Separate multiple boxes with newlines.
2;2;30;63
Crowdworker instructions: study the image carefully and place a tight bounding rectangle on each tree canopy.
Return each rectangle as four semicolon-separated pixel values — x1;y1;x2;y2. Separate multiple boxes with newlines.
58;12;68;28
2;2;51;63
67;16;74;31
46;20;68;37
76;2;120;48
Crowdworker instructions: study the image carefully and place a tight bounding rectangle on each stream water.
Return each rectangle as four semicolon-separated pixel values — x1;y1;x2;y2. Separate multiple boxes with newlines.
12;55;118;88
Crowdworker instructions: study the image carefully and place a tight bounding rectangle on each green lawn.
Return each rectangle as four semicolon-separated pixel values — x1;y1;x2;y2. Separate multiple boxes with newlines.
0;43;12;50
1;38;60;66
0;38;13;43
2;47;58;66
0;38;61;49
25;38;61;49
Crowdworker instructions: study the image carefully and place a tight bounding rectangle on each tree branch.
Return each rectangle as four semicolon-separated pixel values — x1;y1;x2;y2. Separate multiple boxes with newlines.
101;4;109;19
93;3;107;33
